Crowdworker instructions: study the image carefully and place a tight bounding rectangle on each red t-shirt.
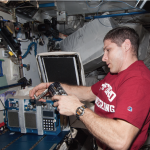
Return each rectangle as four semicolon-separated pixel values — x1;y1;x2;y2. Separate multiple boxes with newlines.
91;61;150;150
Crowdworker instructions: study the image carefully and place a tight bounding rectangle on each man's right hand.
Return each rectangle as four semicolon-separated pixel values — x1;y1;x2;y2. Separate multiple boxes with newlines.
29;82;52;101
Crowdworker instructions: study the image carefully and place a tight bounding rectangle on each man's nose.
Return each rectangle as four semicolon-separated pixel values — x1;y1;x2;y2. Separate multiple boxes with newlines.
102;52;108;62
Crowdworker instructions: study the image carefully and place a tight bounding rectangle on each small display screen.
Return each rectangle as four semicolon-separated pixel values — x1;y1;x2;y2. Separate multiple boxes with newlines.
43;111;54;117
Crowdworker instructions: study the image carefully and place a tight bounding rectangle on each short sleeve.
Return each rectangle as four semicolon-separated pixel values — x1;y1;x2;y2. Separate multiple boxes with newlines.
91;73;111;96
91;80;103;96
114;77;150;129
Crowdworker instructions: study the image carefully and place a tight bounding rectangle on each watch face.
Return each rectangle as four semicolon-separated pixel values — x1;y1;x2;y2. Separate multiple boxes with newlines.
76;108;83;115
79;108;83;114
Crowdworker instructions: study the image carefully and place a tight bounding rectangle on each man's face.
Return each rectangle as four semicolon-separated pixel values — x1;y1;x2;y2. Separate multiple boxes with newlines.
102;39;125;73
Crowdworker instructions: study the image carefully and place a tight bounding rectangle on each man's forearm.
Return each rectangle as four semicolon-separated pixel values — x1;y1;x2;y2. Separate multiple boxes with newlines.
79;108;137;150
61;83;95;102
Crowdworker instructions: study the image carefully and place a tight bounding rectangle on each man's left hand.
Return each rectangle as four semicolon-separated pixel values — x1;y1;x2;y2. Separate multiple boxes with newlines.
52;95;84;116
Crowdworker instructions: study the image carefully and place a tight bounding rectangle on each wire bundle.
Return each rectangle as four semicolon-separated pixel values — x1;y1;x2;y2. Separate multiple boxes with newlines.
21;42;37;59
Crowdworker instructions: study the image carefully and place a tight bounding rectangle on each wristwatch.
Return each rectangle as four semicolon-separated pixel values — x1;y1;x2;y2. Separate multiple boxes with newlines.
76;105;87;120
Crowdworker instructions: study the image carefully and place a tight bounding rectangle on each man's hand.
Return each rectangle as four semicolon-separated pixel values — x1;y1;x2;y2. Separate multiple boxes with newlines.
52;95;84;116
29;82;52;101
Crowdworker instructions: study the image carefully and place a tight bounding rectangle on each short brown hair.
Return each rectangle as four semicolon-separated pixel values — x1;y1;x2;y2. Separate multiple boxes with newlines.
103;27;139;56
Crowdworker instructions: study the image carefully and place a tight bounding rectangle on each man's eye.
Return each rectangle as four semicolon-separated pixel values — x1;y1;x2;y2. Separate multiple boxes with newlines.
107;49;109;52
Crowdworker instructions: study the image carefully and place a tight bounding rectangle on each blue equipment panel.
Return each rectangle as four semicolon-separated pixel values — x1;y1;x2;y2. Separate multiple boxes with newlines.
0;131;22;149
33;131;69;150
0;131;69;150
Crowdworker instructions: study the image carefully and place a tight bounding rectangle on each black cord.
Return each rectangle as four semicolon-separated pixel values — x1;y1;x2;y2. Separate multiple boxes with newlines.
116;10;147;24
118;15;124;24
15;3;26;9
0;98;5;109
16;6;36;9
70;118;78;127
85;73;90;78
0;16;3;20
129;14;147;24
68;116;73;143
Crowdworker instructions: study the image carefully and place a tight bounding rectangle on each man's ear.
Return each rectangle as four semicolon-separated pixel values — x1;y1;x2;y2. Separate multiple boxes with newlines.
122;39;132;52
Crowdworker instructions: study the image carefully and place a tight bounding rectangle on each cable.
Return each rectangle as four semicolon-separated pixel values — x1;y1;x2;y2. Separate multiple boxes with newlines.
68;116;73;143
0;98;5;109
97;16;112;28
105;0;142;10
0;16;3;20
15;2;37;9
70;118;78;127
85;0;104;9
93;0;145;27
20;42;37;59
129;14;148;24
118;15;124;24
116;10;135;24
96;1;113;28
15;3;25;9
95;1;142;27
15;6;36;9
117;13;147;24
86;0;142;16
130;14;139;22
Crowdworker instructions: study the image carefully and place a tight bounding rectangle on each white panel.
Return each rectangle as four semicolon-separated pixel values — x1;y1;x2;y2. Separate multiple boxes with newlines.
0;48;21;91
0;11;12;21
21;38;48;87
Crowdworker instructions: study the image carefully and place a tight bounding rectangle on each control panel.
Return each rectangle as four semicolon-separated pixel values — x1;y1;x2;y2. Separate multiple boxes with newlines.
5;98;62;135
